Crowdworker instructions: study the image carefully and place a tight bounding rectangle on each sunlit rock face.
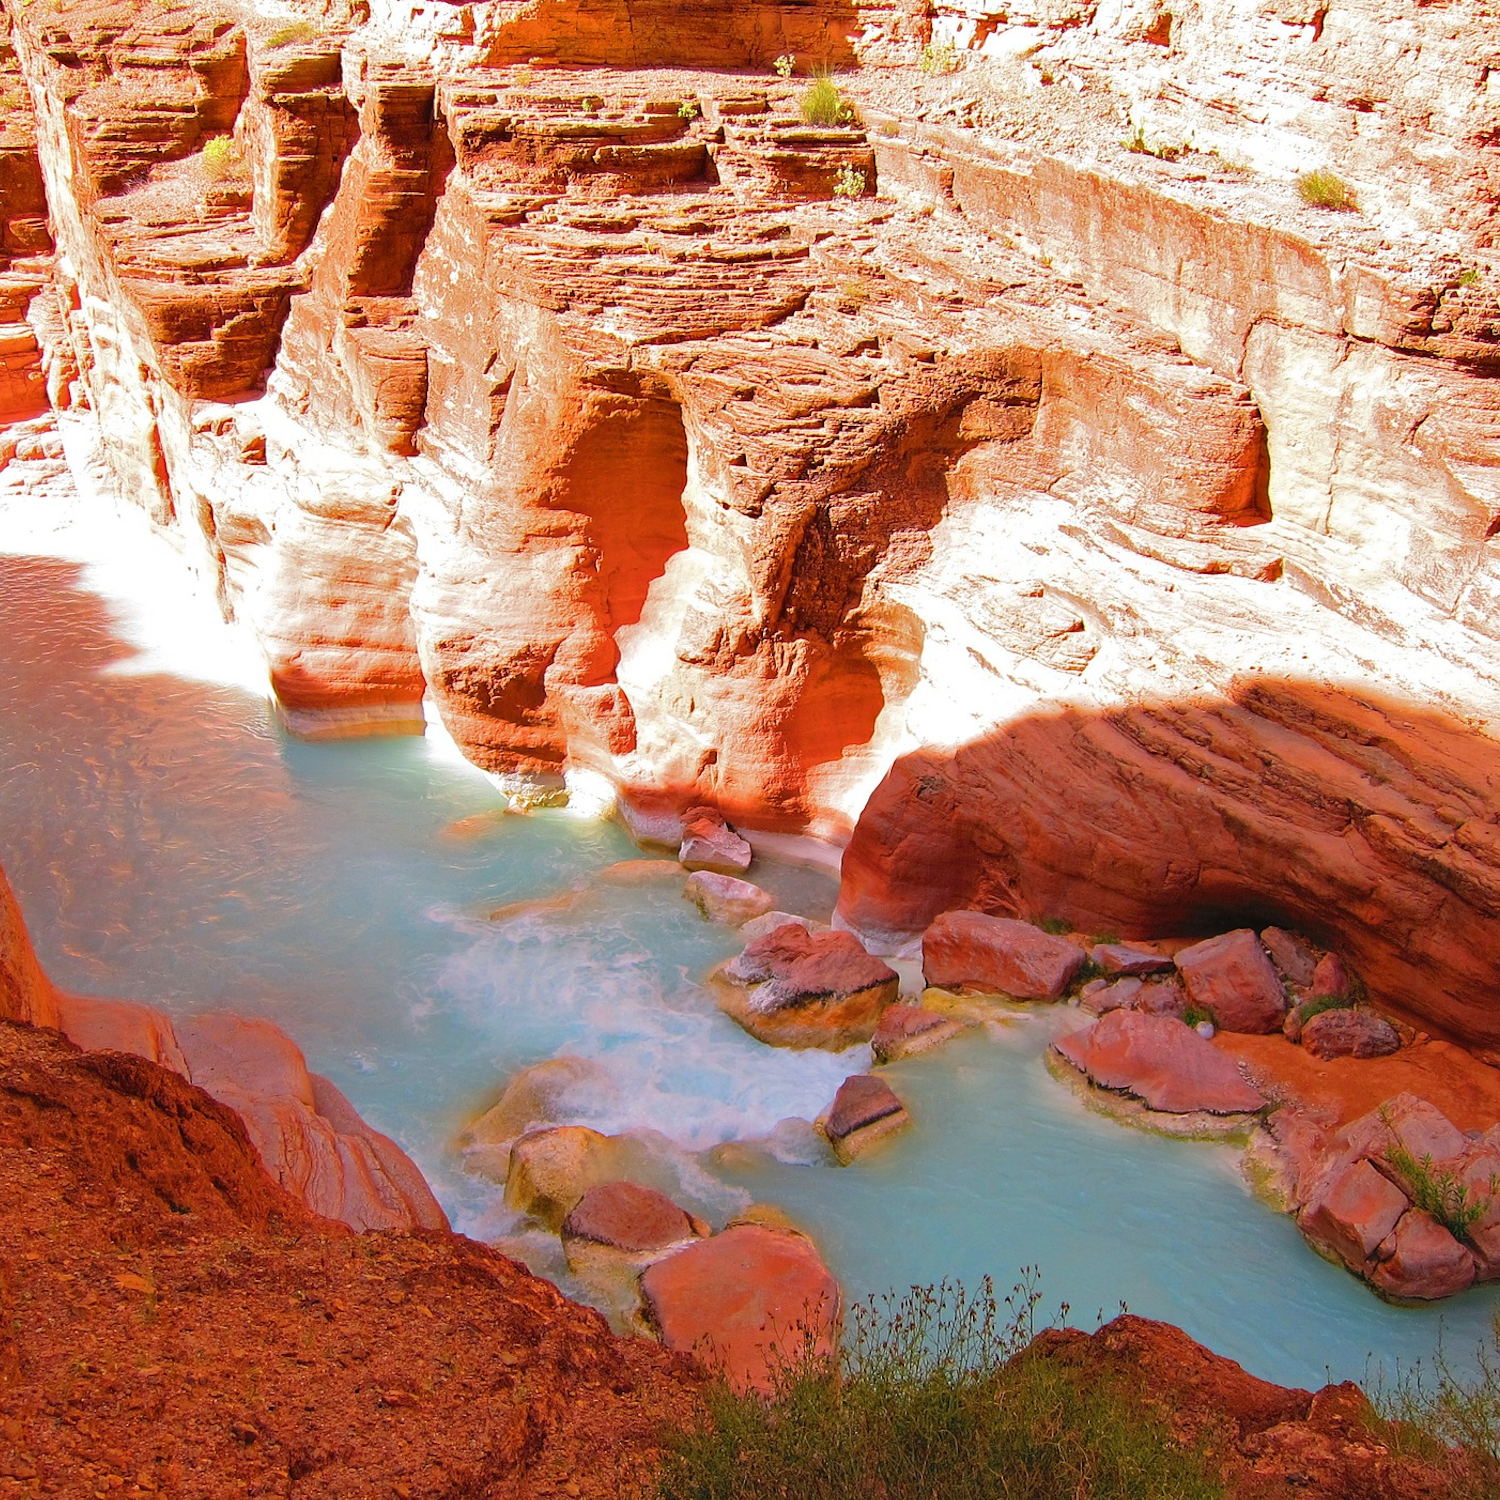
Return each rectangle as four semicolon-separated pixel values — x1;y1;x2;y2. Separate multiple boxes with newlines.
5;0;1500;1040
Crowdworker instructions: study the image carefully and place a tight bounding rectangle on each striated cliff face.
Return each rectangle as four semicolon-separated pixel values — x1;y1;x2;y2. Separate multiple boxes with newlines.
4;0;1500;1042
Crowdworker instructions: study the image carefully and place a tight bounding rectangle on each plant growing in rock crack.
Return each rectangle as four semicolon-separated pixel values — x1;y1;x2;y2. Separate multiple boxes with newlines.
1457;267;1484;289
1182;1004;1217;1029
800;74;856;128
831;165;866;198
1381;1128;1492;1242
1297;168;1355;211
201;134;244;182
677;100;700;121
655;1272;1226;1500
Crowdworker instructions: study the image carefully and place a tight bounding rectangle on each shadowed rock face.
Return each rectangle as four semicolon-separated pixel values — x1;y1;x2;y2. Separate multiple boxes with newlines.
4;0;1500;1039
837;683;1500;1050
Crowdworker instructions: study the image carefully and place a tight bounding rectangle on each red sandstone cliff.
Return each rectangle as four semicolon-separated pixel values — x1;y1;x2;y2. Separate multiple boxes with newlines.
3;0;1500;1044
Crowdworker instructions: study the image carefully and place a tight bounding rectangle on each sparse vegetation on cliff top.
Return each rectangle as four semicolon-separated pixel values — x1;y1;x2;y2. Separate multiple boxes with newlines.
655;1277;1226;1500
1297;168;1355;211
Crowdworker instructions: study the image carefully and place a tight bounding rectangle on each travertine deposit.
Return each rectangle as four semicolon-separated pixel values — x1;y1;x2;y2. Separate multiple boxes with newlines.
4;0;1499;1050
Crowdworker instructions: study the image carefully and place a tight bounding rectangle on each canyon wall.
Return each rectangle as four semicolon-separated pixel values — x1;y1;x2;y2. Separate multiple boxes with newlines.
4;0;1500;1042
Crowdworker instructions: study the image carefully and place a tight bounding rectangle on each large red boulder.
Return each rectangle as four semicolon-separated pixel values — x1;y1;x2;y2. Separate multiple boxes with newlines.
817;1074;910;1163
713;924;898;1048
1174;930;1288;1034
1298;1158;1410;1270
1300;1008;1400;1061
1369;1210;1476;1301
561;1181;700;1254
640;1224;841;1394
923;912;1086;1000
1051;1010;1266;1115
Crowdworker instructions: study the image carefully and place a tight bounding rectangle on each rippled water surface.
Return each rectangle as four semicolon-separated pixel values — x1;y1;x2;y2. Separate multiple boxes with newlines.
3;475;1498;1393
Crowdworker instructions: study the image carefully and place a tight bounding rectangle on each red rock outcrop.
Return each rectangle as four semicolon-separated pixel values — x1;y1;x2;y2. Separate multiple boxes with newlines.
0;1017;699;1498
9;0;1500;1049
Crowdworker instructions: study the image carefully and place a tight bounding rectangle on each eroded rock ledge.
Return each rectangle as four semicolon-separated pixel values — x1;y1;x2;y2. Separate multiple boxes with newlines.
3;0;1498;1052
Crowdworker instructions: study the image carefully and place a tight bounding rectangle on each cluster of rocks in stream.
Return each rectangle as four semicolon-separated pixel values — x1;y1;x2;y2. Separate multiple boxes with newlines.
669;823;1500;1306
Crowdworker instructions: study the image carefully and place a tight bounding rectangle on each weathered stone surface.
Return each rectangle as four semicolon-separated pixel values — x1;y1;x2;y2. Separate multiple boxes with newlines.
685;870;775;925
504;1124;620;1230
923;912;1086;1000
561;1181;700;1254
1369;1211;1476;1302
1261;928;1318;989
640;1223;841;1393
1300;1009;1400;1062
1135;978;1188;1020
678;808;753;875
738;909;814;942
1091;943;1173;978
56;992;190;1074
714;923;898;1048
1079;976;1143;1016
817;1073;910;1163
1310;953;1351;999
1299;1159;1410;1270
1052;1010;1266;1116
174;1012;449;1233
871;1003;964;1064
0;864;58;1029
1174;931;1288;1035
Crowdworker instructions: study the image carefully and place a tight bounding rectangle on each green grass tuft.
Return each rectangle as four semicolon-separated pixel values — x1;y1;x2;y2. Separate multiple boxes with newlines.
800;74;855;128
1297;168;1355;210
265;19;316;47
654;1277;1226;1500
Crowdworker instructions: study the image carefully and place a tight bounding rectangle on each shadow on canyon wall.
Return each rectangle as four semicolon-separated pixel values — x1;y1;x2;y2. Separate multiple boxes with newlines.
836;678;1500;1053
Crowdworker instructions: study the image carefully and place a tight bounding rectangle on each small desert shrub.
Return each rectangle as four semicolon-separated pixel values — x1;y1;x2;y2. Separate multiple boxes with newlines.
1383;1139;1492;1242
265;19;315;47
831;164;865;198
800;74;855;128
655;1276;1226;1500
1457;266;1484;290
1297;167;1355;210
1293;991;1354;1024
919;39;960;75
1038;917;1071;936
773;53;795;78
1123;126;1182;161
1375;1318;1500;1500
201;134;242;182
677;100;699;121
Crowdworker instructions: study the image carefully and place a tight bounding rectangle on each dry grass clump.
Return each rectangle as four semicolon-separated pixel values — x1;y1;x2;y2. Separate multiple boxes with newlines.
655;1277;1226;1500
1297;168;1355;210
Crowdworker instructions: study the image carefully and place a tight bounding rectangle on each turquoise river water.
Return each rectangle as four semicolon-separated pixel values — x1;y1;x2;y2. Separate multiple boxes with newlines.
2;470;1498;1394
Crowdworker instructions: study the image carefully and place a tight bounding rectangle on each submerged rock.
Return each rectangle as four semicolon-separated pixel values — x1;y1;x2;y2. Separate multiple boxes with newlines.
713;923;898;1048
871;1003;966;1064
817;1074;910;1163
640;1223;841;1394
1174;930;1288;1035
684;870;775;925
922;912;1086;1000
1052;1010;1266;1116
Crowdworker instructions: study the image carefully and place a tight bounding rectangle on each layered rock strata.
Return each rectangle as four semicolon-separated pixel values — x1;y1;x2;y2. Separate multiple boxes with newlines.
5;0;1500;1051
